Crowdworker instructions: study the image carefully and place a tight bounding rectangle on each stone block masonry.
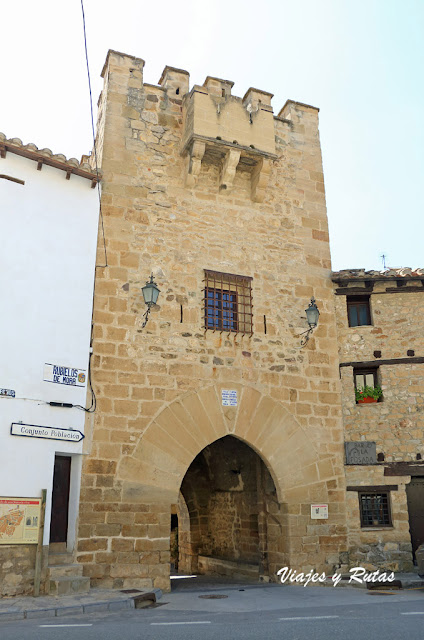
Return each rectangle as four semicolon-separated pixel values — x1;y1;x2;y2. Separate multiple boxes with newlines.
78;49;348;592
0;544;48;597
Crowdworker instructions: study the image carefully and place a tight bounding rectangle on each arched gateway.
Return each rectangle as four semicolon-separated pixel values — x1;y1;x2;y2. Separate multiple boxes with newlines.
80;383;347;591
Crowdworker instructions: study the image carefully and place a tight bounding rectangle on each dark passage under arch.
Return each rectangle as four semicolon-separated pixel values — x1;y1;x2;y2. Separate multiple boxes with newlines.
176;435;282;580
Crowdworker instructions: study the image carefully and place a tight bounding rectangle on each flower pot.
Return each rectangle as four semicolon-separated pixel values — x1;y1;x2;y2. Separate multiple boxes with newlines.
357;397;378;404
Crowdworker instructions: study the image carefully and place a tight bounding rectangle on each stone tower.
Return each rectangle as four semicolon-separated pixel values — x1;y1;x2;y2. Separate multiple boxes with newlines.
78;50;347;591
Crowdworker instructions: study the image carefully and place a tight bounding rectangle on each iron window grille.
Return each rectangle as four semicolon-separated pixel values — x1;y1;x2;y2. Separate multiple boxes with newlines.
347;295;372;327
203;270;253;335
359;492;392;527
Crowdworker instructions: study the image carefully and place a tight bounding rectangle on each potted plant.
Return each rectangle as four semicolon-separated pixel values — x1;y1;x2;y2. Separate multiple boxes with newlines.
355;385;383;404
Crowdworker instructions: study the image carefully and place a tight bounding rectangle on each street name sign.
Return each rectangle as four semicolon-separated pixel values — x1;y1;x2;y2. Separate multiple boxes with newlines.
10;423;84;443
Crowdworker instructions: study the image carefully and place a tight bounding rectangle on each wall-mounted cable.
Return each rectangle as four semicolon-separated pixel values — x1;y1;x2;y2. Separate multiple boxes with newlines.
80;0;108;268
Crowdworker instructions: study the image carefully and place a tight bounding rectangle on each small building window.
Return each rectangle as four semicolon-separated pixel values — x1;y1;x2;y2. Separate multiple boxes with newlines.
347;295;371;327
204;270;253;335
353;367;382;403
354;367;378;389
359;492;392;527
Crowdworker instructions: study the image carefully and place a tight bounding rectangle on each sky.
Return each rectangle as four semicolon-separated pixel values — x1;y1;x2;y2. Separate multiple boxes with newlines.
1;0;423;271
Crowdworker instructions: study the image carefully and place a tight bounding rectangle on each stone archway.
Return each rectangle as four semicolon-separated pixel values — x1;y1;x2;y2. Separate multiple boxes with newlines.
117;383;332;503
115;383;347;591
179;434;284;580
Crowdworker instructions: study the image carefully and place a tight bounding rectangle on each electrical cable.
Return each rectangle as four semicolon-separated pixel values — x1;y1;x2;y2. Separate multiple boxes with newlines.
73;350;97;413
2;351;96;412
80;0;108;268
79;0;103;414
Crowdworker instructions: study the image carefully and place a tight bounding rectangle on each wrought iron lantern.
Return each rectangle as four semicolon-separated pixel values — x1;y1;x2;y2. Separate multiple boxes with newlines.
299;297;319;347
141;274;160;328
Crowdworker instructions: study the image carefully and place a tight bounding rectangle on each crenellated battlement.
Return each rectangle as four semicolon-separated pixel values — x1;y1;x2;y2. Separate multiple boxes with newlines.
100;50;319;118
98;50;321;202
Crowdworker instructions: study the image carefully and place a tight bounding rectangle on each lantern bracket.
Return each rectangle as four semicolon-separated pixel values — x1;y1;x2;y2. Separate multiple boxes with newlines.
141;273;160;328
298;297;320;348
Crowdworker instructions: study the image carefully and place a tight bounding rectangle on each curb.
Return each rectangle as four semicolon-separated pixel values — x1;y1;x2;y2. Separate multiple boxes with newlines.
0;589;162;622
133;588;163;609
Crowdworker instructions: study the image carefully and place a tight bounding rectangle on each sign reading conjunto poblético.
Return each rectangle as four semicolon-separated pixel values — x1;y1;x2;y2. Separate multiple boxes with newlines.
43;363;87;387
10;423;84;443
0;497;41;545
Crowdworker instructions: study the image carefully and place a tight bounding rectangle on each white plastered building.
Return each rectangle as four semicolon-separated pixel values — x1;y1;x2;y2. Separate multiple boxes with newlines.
0;134;100;595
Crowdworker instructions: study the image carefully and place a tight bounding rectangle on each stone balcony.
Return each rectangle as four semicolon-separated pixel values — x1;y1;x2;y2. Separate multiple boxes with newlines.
180;77;278;202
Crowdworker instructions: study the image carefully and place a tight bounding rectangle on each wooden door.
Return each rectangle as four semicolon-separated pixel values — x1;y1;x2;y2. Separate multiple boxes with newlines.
406;477;424;562
49;455;71;543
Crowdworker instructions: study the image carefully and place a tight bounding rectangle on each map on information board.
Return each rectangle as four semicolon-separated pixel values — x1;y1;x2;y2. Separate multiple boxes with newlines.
0;498;41;545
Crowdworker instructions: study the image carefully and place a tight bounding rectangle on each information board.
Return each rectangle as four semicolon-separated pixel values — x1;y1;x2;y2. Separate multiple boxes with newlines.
311;504;328;519
0;497;41;545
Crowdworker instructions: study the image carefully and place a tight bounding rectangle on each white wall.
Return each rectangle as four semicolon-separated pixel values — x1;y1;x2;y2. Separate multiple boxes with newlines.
0;152;99;545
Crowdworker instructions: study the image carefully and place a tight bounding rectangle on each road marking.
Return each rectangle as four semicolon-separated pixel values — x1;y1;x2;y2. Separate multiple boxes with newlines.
279;615;339;621
39;624;93;628
151;621;211;625
401;612;424;615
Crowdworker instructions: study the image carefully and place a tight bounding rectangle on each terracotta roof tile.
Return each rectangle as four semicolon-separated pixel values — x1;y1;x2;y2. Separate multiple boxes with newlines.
0;133;100;186
332;268;424;281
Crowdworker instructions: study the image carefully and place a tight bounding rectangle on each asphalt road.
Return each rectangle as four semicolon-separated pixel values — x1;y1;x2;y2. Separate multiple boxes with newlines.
1;583;424;640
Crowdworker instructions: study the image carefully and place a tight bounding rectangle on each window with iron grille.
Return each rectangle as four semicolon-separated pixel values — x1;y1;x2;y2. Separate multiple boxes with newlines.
359;492;392;527
347;295;372;327
203;270;253;335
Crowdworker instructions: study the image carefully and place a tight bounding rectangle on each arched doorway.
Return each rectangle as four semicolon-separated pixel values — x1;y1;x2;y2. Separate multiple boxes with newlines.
113;383;347;592
177;435;285;581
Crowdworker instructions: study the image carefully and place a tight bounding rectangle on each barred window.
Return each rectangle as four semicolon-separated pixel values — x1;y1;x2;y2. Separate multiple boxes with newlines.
359;492;392;527
203;270;253;335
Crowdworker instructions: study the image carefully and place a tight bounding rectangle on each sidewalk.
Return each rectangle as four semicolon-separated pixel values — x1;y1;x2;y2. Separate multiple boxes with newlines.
169;572;424;592
1;572;423;623
322;572;424;590
0;587;162;622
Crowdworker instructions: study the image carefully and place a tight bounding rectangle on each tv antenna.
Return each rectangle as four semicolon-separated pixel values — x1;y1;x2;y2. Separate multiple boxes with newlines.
380;254;387;269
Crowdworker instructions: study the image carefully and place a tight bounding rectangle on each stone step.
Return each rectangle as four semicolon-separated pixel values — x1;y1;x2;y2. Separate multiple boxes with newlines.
49;542;67;553
48;552;75;566
49;575;90;596
48;563;84;579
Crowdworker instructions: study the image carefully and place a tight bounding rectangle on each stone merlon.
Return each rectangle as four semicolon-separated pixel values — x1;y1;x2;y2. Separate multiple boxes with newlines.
99;50;323;201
